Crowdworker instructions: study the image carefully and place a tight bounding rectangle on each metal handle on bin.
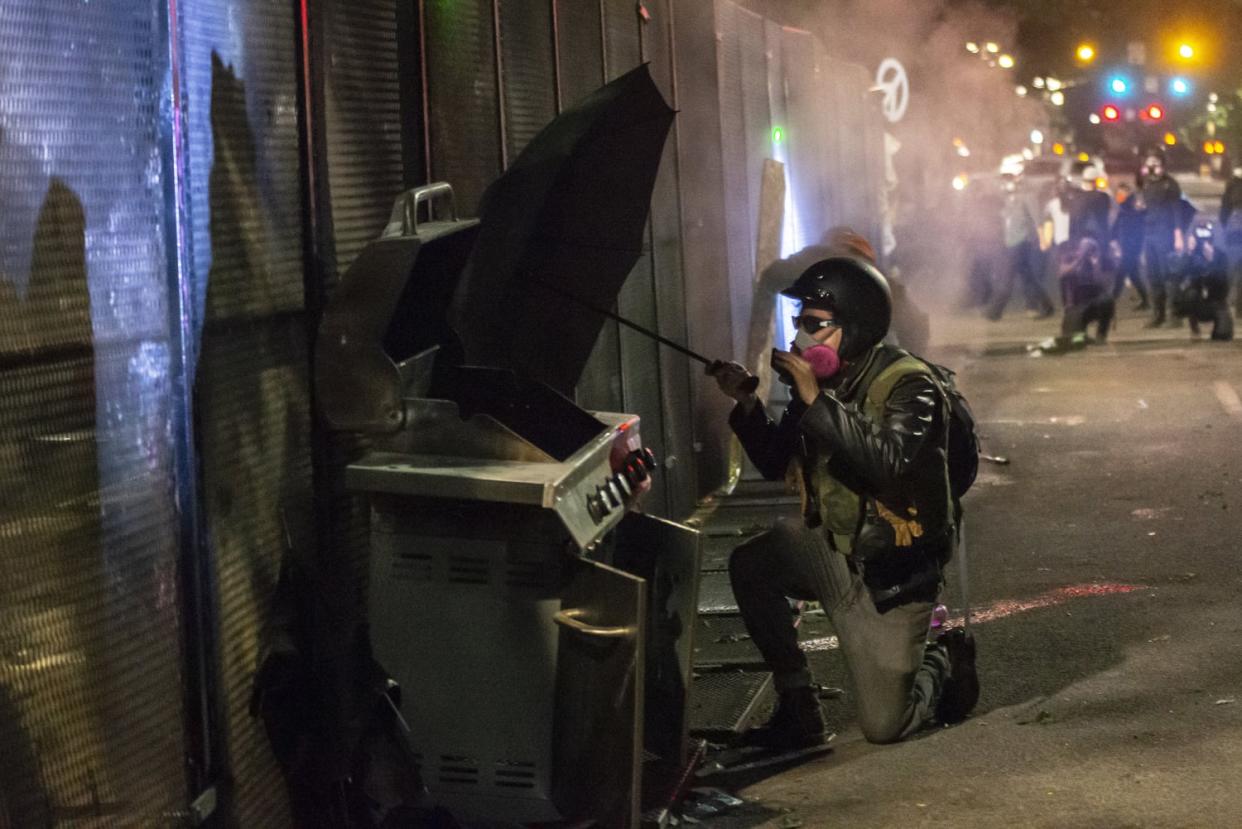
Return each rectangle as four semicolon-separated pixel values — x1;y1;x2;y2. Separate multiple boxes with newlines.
553;608;637;640
401;182;458;235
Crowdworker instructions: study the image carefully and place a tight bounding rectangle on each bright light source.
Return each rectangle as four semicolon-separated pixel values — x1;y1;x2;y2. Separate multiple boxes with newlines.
998;54;1015;69
1050;91;1066;106
1110;77;1130;95
1030;129;1045;144
952;174;969;191
1016;85;1028;97
1095;177;1109;191
1052;143;1066;155
1205;141;1216;155
985;42;1000;54
966;41;980;53
957;146;971;158
1208;103;1218;113
1101;104;1121;122
1046;77;1063;91
1164;132;1177;146
1077;152;1091;162
1145;103;1165;121
1089;113;1102;124
1209;92;1219;103
1033;77;1046;89
1076;44;1096;63
1022;148;1035;160
1215;141;1225;154
1178;43;1195;60
1170;78;1191;97
772;126;784;144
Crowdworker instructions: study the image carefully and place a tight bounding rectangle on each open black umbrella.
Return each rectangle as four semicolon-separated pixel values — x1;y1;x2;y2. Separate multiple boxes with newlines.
451;64;676;394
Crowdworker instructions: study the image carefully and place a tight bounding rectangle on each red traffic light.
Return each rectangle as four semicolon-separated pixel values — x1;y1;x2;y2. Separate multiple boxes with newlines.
1101;104;1121;122
1142;103;1165;121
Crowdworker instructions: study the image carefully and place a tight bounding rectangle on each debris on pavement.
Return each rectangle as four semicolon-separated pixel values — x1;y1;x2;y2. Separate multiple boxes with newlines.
1215;698;1236;706
682;788;745;819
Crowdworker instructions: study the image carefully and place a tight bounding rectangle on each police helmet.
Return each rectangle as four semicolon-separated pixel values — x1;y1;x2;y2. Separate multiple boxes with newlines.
780;257;892;360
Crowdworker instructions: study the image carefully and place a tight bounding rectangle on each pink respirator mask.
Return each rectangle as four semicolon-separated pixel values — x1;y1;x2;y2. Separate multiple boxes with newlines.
793;328;841;380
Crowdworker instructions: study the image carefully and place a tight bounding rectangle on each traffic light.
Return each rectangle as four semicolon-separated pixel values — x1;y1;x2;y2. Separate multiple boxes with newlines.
1140;103;1165;122
1109;76;1131;96
1101;104;1122;122
1170;78;1191;97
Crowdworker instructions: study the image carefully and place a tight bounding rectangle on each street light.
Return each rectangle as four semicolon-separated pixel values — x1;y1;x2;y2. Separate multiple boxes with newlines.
1089;113;1102;125
1076;44;1096;64
966;41;980;54
1045;77;1064;92
985;42;1000;54
1178;43;1196;60
998;54;1015;69
1050;91;1065;107
1016;85;1028;97
1030;129;1045;145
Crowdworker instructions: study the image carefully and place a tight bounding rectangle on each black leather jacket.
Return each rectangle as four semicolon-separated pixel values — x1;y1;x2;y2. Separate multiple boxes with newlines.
731;345;952;591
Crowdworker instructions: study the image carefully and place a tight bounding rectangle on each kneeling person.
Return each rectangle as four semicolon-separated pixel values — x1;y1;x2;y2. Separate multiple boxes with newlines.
710;257;978;750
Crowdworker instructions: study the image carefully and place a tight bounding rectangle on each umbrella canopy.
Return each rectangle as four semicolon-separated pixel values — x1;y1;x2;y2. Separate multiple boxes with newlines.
451;64;675;394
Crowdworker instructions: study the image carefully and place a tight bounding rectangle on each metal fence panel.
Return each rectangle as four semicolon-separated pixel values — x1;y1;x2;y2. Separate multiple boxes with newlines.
714;0;756;360
0;1;191;823
557;1;624;416
426;0;503;215
325;0;408;272
179;0;309;823
639;0;697;519
499;1;557;162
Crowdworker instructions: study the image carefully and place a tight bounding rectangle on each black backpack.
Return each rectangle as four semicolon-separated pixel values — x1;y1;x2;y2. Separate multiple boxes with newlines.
865;355;980;502
925;362;980;502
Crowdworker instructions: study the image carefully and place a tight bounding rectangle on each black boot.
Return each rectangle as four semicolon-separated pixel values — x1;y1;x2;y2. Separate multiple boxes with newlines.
743;686;828;750
935;629;979;724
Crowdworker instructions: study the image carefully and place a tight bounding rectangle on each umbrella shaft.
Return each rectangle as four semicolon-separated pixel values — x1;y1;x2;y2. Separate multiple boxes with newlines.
537;279;711;365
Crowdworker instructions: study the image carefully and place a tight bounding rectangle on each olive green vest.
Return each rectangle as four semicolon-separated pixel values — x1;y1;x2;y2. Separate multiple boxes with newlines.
804;355;936;555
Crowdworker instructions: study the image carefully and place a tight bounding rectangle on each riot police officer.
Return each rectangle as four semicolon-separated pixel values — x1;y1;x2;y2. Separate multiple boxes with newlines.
1140;153;1184;326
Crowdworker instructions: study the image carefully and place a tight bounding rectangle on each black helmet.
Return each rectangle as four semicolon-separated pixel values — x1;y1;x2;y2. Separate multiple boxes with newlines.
780;257;892;360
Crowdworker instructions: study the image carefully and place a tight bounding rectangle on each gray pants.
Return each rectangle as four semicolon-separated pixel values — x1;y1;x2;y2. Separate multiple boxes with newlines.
729;518;949;744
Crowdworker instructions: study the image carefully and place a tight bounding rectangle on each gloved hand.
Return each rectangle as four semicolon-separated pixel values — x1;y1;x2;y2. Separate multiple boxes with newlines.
707;360;758;402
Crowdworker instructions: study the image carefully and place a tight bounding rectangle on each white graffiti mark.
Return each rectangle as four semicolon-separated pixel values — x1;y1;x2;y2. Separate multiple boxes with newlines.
876;58;909;124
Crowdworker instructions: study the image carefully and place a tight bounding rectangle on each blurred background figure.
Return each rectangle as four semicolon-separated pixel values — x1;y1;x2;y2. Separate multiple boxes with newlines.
1139;152;1184;327
987;173;1053;321
1058;237;1115;344
1220;165;1242;316
1068;166;1112;247
1111;183;1150;310
1172;222;1233;341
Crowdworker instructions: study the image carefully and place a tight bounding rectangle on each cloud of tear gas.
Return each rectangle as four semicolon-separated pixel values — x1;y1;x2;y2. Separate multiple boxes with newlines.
801;0;1052;313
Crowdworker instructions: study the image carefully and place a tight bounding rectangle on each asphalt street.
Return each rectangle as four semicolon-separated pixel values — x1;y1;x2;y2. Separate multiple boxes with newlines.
700;288;1242;828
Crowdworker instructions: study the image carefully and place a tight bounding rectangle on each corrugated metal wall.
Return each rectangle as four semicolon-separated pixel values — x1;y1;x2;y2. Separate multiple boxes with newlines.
0;1;883;823
714;0;886;350
180;0;309;822
0;1;192;824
